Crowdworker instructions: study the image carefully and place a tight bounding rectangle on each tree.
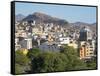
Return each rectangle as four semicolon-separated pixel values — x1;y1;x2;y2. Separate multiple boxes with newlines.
15;63;24;74
60;45;87;70
30;51;69;73
27;48;41;59
16;50;30;65
86;58;97;69
15;50;30;74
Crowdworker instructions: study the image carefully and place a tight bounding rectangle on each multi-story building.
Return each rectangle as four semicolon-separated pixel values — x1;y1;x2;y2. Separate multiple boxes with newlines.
58;37;70;45
79;26;92;41
20;38;32;49
79;27;95;59
15;38;21;51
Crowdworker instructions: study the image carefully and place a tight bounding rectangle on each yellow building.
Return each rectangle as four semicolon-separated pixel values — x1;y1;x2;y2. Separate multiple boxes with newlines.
20;48;29;55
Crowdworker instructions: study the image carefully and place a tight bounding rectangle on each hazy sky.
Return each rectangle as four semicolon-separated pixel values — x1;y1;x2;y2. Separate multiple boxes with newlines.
15;2;97;23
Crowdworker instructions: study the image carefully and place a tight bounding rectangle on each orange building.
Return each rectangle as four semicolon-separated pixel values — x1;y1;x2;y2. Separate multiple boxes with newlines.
80;45;86;59
79;41;93;59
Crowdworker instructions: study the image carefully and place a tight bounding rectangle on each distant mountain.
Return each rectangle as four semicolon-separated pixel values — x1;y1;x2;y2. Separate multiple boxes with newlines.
22;12;69;26
91;23;96;26
71;22;90;26
71;22;96;33
89;23;96;33
15;14;25;21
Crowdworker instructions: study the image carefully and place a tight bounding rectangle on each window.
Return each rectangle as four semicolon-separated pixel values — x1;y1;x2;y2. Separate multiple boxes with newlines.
90;47;93;48
90;53;93;55
90;42;92;45
70;41;73;43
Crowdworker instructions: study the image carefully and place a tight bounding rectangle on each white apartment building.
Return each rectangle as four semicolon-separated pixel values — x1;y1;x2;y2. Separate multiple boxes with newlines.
59;37;70;45
15;38;21;51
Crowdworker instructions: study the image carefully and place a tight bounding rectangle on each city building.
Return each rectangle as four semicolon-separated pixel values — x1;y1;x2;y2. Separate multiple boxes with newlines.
79;26;92;41
20;38;32;49
15;38;21;51
20;48;29;55
58;37;70;45
79;27;95;59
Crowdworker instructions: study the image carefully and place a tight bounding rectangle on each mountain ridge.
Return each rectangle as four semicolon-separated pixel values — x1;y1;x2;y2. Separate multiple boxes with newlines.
15;14;25;21
22;12;69;26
